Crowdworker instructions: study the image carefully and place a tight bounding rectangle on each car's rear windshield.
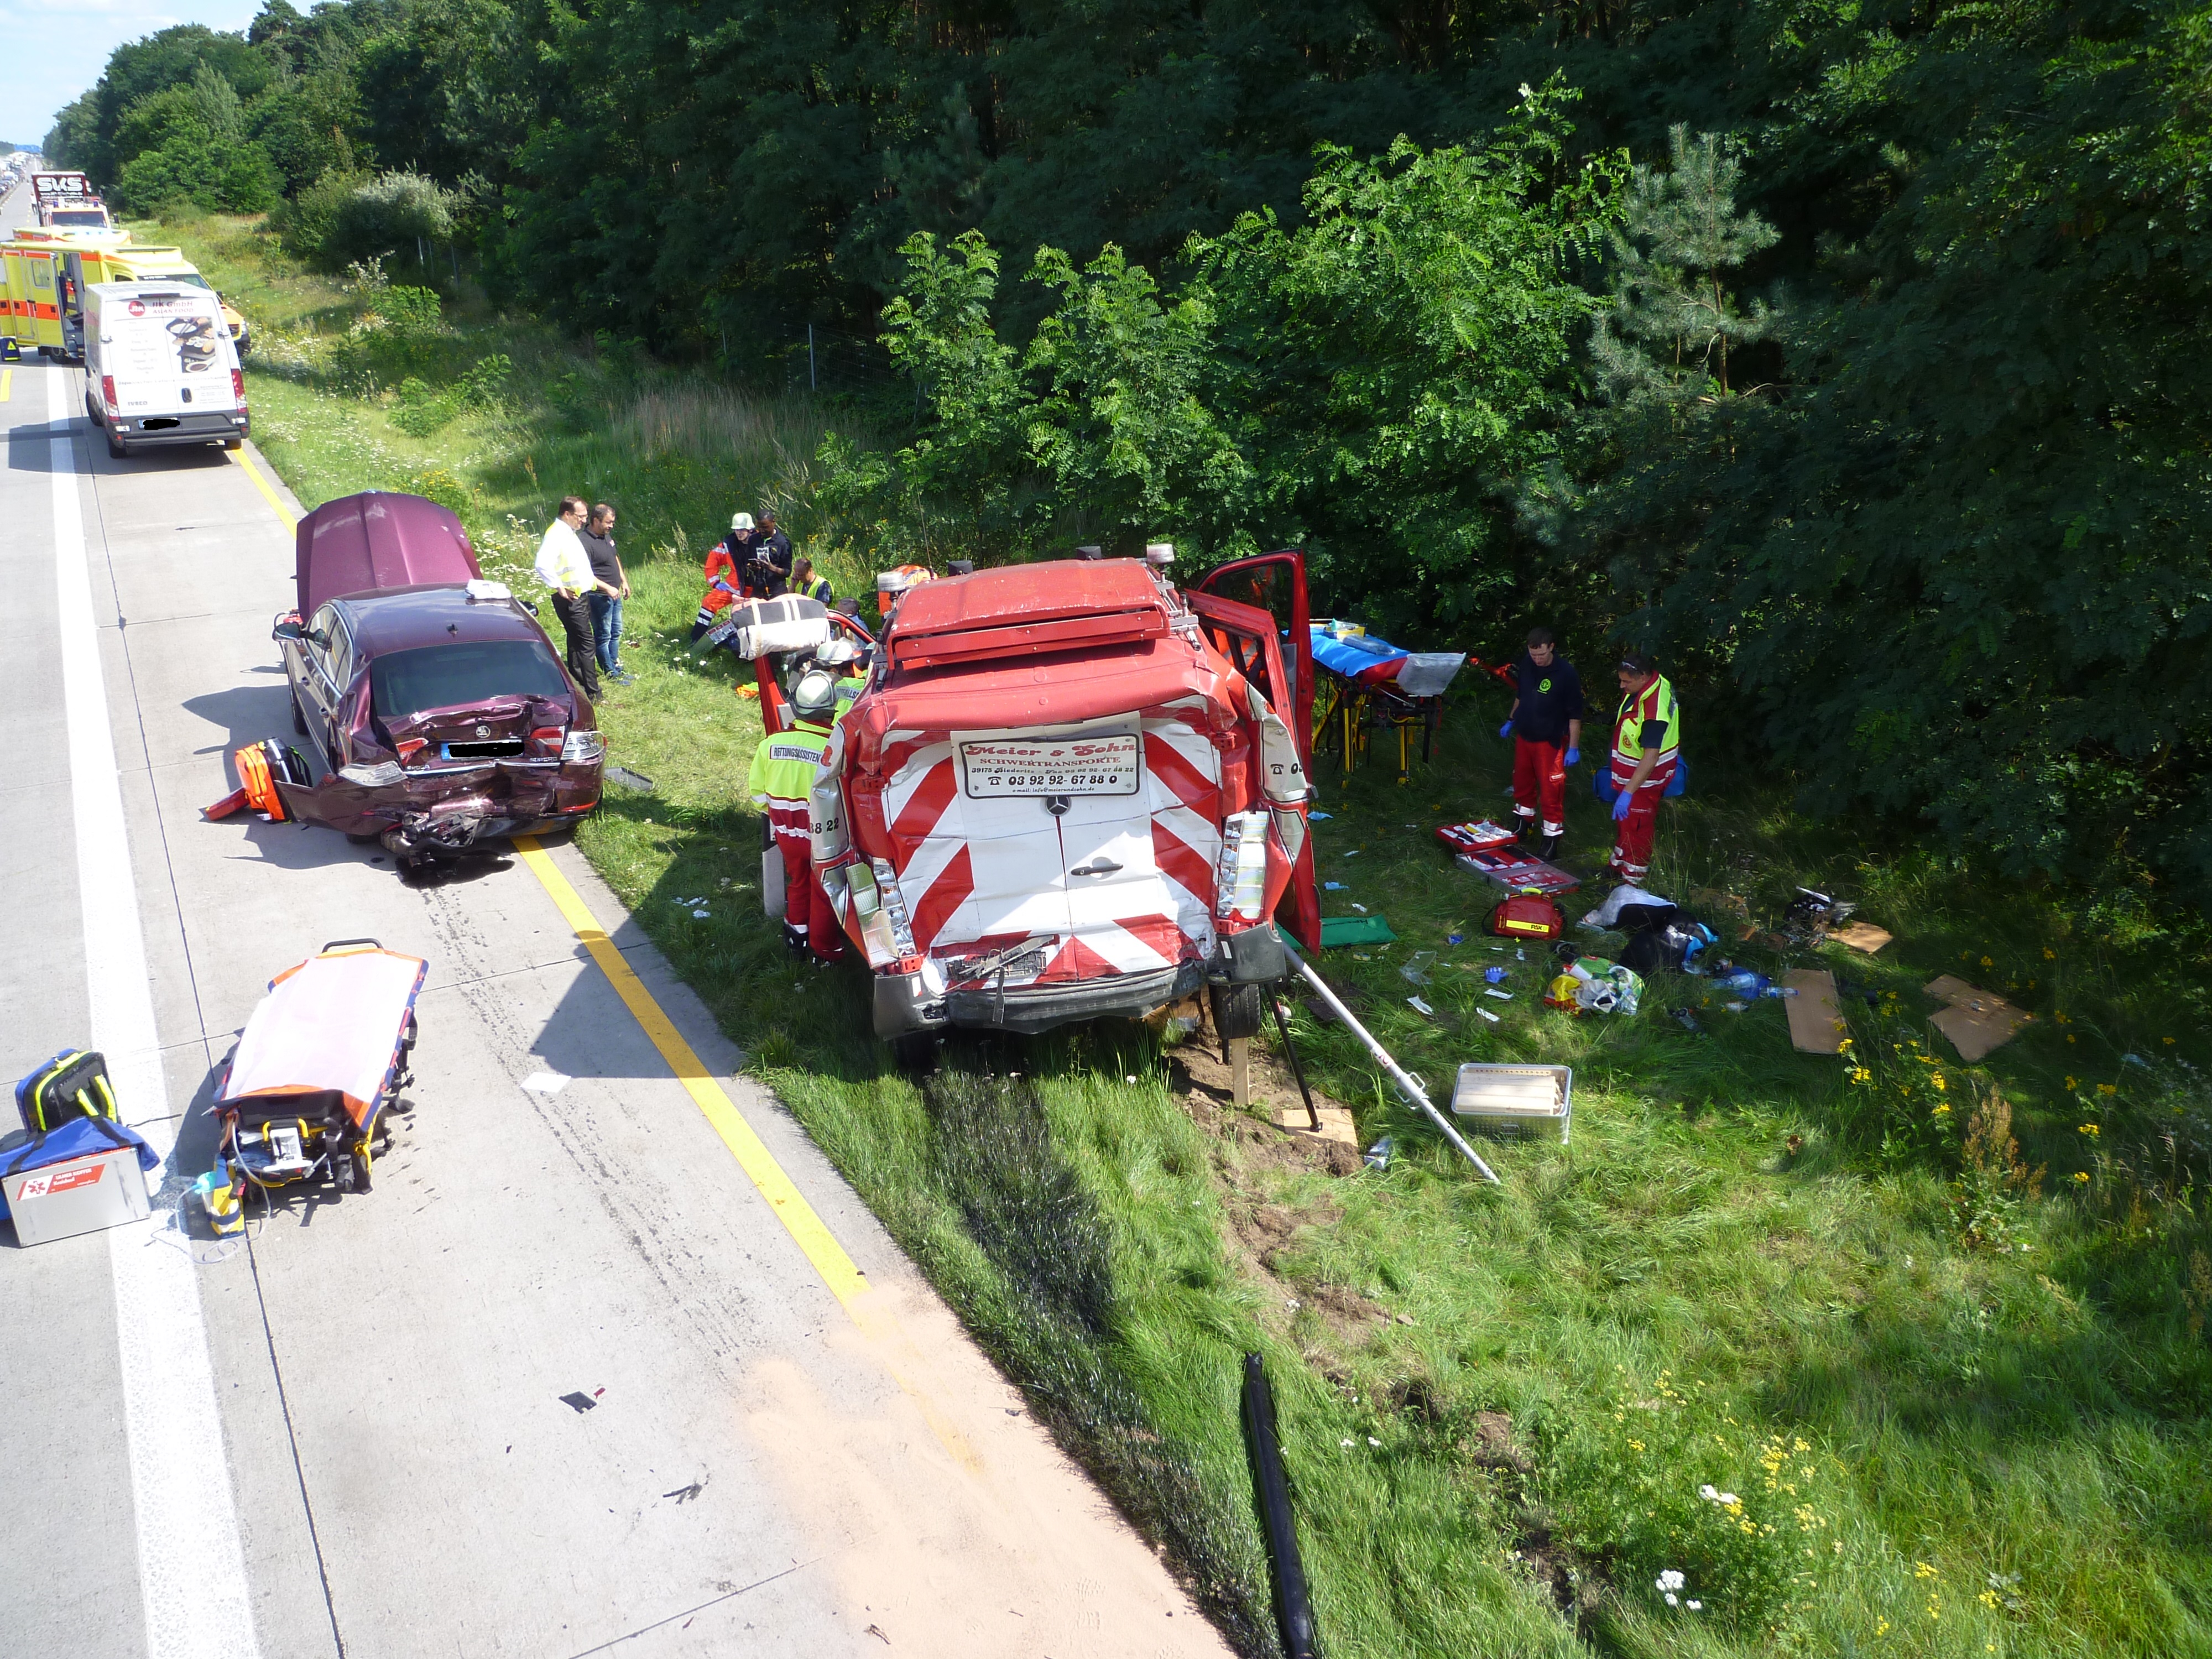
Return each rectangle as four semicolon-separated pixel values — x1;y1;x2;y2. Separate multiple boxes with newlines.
370;640;568;717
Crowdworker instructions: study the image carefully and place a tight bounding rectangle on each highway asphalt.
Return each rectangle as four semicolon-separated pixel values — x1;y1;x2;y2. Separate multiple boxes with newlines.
0;185;1228;1659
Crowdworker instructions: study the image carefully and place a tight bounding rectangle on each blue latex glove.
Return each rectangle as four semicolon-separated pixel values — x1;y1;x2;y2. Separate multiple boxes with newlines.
1564;747;1580;767
1498;721;1514;740
1611;789;1634;822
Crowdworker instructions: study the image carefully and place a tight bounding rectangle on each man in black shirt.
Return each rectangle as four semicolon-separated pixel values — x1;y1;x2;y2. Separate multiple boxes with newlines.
579;503;631;686
748;509;795;597
1499;625;1585;859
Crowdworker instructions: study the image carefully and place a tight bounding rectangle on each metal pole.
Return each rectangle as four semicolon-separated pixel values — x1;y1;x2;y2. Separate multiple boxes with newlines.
1280;937;1500;1182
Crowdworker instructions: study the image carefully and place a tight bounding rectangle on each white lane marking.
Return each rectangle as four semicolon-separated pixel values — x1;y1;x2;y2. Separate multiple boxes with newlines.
47;369;263;1658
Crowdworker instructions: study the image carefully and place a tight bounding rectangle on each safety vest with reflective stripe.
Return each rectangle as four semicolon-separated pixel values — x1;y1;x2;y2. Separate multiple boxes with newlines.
797;575;832;603
1611;674;1681;771
832;674;867;720
747;721;831;826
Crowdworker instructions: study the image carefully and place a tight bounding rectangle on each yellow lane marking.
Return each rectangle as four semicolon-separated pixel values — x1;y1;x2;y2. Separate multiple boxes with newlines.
512;836;870;1306
1;368;12;402
227;444;297;529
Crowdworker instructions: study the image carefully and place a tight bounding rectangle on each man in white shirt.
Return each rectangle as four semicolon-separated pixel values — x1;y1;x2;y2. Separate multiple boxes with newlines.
534;495;600;700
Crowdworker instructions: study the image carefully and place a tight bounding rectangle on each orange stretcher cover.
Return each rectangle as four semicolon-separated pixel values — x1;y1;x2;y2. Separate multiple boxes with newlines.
220;946;427;1125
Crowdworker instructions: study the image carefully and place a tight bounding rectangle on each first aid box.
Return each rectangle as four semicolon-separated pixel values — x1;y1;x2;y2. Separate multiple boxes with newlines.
4;1147;151;1246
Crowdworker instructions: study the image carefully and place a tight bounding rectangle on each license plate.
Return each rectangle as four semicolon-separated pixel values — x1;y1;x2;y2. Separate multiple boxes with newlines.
958;733;1140;797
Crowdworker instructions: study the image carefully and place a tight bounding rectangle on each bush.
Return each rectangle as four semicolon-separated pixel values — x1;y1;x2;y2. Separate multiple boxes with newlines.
278;169;462;273
114;132;282;214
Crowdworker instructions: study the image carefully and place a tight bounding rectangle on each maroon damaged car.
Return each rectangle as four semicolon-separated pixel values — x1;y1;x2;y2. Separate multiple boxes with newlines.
271;491;603;857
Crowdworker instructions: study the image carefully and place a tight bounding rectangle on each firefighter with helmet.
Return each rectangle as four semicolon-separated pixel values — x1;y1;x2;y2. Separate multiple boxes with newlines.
691;512;758;641
813;638;869;720
747;670;846;961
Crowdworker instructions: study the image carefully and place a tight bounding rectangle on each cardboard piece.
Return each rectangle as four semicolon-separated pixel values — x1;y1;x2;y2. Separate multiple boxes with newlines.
1271;1102;1360;1147
1831;921;1893;954
1782;969;1846;1054
1922;976;2033;1062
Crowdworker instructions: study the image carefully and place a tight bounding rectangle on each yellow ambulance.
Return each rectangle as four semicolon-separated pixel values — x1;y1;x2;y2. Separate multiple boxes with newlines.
1;236;249;359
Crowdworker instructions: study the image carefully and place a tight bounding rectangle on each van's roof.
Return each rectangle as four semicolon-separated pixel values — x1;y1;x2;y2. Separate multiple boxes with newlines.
87;278;216;299
884;559;1175;672
296;491;482;617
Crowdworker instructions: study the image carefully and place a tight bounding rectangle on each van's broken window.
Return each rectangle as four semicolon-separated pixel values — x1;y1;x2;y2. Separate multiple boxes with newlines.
371;641;567;717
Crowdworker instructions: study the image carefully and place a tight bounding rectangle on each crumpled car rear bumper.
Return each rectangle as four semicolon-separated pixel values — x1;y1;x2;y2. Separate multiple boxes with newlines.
273;759;599;852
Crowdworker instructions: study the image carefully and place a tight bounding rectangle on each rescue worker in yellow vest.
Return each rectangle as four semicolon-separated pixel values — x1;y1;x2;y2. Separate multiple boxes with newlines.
813;638;868;720
791;557;833;604
747;671;846;962
1606;650;1681;886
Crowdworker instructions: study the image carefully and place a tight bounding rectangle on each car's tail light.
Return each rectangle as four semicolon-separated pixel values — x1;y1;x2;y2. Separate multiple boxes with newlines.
395;738;427;763
338;761;404;787
100;374;116;411
561;729;604;764
1213;811;1269;921
231;368;244;402
531;726;564;755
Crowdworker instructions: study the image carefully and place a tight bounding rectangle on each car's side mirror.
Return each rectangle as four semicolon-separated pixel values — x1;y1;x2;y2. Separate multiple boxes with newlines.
272;619;304;642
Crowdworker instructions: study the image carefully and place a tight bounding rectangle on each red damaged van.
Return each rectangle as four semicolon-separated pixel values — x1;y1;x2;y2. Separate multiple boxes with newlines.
807;550;1319;1045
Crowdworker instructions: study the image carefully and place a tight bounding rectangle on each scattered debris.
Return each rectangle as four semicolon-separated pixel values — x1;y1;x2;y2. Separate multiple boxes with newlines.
606;764;655;792
1923;975;2033;1061
1830;921;1893;954
1406;995;1435;1016
1364;1137;1394;1170
520;1071;571;1095
559;1391;598;1413
1782;969;1846;1055
662;1478;708;1503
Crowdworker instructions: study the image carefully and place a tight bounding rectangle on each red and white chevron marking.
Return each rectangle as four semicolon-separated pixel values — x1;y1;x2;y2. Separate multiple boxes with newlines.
879;712;1227;983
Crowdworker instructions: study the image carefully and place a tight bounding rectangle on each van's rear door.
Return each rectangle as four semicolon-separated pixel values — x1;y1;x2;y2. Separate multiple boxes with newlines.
99;290;236;418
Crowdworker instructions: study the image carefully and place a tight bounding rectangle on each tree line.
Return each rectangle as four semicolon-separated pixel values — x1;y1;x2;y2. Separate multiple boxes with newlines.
46;0;2212;891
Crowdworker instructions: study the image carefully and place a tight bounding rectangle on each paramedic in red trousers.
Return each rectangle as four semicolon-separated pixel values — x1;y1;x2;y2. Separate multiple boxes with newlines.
1498;626;1583;860
1607;650;1681;886
746;670;844;962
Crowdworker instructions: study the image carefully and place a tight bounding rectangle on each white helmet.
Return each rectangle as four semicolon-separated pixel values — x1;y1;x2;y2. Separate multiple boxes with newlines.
730;512;755;531
815;639;860;669
791;670;838;723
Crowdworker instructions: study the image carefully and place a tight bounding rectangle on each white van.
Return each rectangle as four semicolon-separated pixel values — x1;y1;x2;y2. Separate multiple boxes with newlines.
83;280;249;458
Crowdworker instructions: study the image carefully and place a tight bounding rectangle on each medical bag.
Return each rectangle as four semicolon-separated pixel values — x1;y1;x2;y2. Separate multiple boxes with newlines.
1487;891;1564;941
14;1049;119;1135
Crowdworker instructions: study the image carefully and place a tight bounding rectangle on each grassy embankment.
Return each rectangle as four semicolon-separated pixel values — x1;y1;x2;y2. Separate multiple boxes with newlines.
164;208;2212;1659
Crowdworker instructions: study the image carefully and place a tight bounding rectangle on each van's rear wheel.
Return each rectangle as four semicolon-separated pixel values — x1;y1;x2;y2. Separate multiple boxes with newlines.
106;427;127;460
1210;982;1266;1042
889;1034;938;1075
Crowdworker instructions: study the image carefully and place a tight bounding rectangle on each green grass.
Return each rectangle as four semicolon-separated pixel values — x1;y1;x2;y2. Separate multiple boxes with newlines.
163;208;2212;1659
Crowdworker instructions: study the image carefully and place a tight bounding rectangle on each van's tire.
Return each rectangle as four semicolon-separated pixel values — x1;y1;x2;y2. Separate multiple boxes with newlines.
890;1033;938;1076
106;427;127;460
1210;982;1267;1042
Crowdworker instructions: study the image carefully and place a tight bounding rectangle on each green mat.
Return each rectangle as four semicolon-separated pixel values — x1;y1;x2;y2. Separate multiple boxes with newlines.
1319;914;1397;947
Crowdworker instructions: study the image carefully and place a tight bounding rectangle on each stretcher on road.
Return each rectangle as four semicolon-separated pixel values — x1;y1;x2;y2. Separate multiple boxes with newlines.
216;940;425;1197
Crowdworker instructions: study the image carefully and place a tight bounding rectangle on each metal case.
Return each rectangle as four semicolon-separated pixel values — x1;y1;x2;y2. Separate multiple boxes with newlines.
1450;1063;1572;1144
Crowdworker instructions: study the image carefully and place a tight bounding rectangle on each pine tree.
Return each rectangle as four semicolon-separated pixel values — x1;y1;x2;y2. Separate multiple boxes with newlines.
1591;126;1779;405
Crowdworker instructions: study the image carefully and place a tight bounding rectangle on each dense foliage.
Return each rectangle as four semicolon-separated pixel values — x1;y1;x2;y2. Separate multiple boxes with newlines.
46;0;2212;882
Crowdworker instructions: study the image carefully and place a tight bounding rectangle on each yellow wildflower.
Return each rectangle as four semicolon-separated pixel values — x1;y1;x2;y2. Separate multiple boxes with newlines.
2098;1082;2116;1095
1914;1562;1939;1580
2074;1171;2091;1183
2166;1036;2177;1045
2043;947;2056;959
2079;1124;2100;1136
1980;955;1994;967
2065;1076;2078;1089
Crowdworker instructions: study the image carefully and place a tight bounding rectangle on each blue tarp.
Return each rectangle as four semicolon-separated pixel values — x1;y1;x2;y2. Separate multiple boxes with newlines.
1309;625;1407;680
0;1118;160;1220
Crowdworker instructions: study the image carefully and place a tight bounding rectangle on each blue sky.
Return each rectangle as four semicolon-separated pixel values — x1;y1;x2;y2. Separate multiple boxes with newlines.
4;0;261;152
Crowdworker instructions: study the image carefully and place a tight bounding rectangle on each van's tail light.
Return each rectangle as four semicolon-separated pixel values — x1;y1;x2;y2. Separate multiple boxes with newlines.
531;726;564;755
231;368;244;401
100;374;116;410
395;738;427;763
1213;811;1269;921
843;860;905;966
870;858;917;957
560;729;604;764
